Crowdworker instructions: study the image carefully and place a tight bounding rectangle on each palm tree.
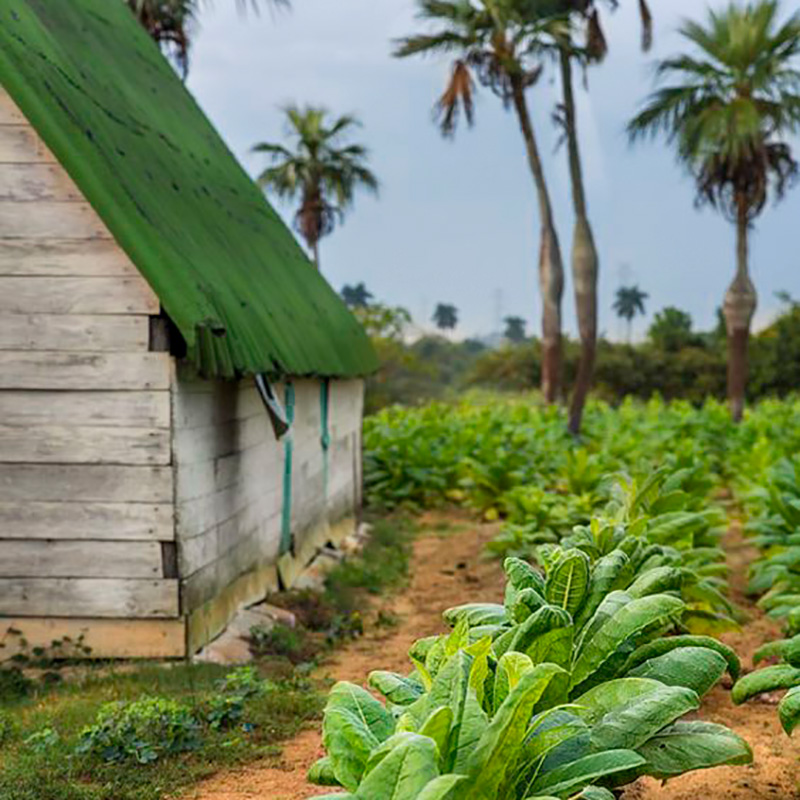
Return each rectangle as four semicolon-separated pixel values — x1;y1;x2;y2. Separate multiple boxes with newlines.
433;303;459;332
253;106;379;269
341;282;374;309
504;315;528;343
555;0;653;434
394;0;567;403
628;1;800;421
612;285;648;342
128;0;289;77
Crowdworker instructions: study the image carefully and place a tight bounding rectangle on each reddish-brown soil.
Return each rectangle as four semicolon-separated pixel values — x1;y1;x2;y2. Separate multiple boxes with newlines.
187;517;800;800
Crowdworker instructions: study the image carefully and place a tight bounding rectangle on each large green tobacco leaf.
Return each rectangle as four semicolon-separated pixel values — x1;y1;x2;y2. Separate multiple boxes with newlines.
511;588;549;623
322;682;395;791
622;635;740;680
626;567;685;599
732;664;800;705
355;734;440;799
419;707;454;759
571;595;684;692
444;604;509;628
754;634;800;667
308;756;339;786
635;721;752;779
509;606;574;669
505;557;547;605
573;550;631;630
404;650;488;773
573;591;631;655
529;749;647;797
308;794;356;800
464;663;566;799
513;710;591;795
417;775;469;799
546;550;591;617
588;684;699;751
369;671;426;706
572;678;666;723
778;685;800;735
494;652;534;711
627;647;727;697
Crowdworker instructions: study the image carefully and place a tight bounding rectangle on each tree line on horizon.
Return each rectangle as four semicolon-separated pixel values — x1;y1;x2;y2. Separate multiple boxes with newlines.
128;0;800;429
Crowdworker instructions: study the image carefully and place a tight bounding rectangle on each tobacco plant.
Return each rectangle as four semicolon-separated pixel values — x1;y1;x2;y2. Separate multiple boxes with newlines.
309;555;750;799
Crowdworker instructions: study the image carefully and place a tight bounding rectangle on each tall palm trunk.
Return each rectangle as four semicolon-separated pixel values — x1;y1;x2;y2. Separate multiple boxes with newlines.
312;239;320;270
560;47;599;436
723;201;757;422
510;75;565;404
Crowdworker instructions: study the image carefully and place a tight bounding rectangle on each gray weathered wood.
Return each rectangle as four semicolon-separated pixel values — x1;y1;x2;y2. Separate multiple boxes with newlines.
0;125;56;163
0;540;163;578
0;200;110;239
0;314;150;352
0;92;26;124
0;464;174;503
0;424;170;465
0;500;173;541
0;352;171;390
0;277;158;314
0;163;82;202
0;239;139;277
0;578;179;618
0;390;169;428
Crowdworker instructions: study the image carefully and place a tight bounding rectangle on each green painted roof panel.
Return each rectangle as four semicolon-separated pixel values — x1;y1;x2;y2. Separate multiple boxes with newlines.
0;0;377;378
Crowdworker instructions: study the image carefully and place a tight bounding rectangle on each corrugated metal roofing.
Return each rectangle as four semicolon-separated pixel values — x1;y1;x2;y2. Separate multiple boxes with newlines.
0;0;378;378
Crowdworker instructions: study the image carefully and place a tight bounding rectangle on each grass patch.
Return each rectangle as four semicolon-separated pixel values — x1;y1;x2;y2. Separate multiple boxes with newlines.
0;662;322;800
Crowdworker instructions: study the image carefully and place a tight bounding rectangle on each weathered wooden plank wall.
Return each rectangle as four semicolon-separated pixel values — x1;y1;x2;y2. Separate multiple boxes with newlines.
174;370;364;631
0;89;177;624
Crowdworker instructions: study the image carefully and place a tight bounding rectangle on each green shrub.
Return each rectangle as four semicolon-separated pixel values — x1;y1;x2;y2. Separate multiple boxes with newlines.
76;697;201;764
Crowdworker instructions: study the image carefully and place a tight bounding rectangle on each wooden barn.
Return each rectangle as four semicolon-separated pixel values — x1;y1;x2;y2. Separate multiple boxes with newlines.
0;1;377;659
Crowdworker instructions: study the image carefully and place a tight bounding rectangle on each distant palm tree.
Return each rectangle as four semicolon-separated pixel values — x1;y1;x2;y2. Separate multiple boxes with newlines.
128;0;289;77
341;282;373;309
503;316;527;344
555;0;653;434
433;303;459;332
628;1;800;421
253;106;379;269
612;285;648;342
395;0;567;404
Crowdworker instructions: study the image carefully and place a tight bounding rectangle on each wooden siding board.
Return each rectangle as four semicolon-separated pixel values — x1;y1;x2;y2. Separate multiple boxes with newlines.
0;163;82;201
0;424;170;465
0;125;56;163
0;277;159;314
0;500;173;541
0;200;110;239
0;618;186;661
0;578;179;618
0;239;140;277
0;540;163;578
0;352;172;390
0;464;174;503
0;314;150;352
0;390;169;428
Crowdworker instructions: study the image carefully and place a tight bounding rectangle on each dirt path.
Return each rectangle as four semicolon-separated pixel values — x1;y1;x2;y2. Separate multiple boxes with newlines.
185;514;505;800
624;522;800;800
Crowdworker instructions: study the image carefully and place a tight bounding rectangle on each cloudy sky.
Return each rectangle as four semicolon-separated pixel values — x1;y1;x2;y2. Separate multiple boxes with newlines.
188;0;800;340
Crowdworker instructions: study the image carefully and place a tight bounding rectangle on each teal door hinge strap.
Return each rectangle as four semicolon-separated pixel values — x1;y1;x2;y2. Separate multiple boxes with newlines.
280;382;296;555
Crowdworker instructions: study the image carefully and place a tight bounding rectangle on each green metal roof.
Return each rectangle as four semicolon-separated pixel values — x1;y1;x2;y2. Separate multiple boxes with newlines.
0;0;377;379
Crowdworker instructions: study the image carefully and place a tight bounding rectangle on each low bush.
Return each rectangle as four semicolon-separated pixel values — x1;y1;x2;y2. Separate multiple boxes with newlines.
76;697;202;764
